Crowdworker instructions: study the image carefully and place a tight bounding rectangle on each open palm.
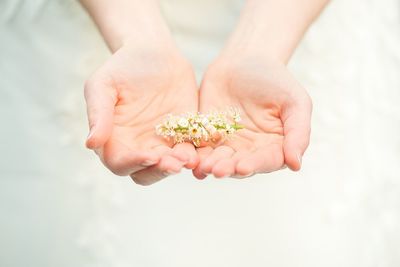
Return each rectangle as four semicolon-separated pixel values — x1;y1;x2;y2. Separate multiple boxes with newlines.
85;45;199;185
193;58;312;179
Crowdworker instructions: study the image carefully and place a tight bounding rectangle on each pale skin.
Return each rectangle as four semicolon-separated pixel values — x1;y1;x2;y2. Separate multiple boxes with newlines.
80;0;329;184
80;0;199;185
194;0;329;178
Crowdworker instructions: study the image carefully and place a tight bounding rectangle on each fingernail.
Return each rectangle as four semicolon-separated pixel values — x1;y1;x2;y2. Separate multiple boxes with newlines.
162;170;179;176
86;129;95;149
233;172;254;178
142;160;158;167
86;125;96;141
195;173;207;180
87;130;94;141
297;154;302;166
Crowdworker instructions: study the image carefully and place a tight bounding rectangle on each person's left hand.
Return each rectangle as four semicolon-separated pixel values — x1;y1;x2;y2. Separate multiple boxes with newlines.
193;56;312;179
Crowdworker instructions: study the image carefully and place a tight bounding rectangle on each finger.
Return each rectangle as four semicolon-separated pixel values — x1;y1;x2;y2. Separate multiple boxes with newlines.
226;152;251;178
84;78;118;150
102;143;160;176
235;145;284;176
192;146;213;180
211;150;249;178
197;131;224;148
211;158;235;178
159;154;186;174
170;143;191;163
281;96;312;171
198;146;235;174
129;145;181;185
149;145;174;161
137;144;174;169
172;143;199;169
130;155;185;186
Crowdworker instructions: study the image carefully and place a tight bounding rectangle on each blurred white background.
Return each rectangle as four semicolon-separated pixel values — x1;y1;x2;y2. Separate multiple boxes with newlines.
1;0;399;266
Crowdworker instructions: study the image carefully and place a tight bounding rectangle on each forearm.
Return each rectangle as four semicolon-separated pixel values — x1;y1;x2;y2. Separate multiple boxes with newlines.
79;0;174;53
223;0;330;63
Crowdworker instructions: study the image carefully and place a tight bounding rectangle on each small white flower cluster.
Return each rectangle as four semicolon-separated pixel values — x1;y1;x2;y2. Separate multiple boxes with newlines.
155;108;244;147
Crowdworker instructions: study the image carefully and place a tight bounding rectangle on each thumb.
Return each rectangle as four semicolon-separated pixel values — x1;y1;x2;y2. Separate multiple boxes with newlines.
84;78;117;150
281;95;312;171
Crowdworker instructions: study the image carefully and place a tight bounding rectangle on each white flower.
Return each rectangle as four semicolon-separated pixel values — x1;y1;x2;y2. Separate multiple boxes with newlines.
167;129;176;137
201;116;209;126
206;125;216;134
226;125;235;135
187;112;196;124
189;124;202;139
228;107;241;123
155;124;164;135
178;117;189;128
232;114;241;123
201;127;209;141
156;107;243;146
174;133;184;143
165;115;178;129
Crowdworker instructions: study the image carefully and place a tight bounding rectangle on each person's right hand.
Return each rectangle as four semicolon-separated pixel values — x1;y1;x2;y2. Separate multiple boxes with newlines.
84;43;199;185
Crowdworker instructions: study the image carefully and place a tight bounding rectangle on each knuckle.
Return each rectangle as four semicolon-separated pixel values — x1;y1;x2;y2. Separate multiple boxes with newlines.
84;77;95;90
130;175;153;186
104;153;129;176
83;78;96;98
303;92;313;111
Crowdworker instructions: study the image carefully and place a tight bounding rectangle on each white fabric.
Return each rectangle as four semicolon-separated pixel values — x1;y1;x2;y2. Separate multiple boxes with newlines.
0;0;399;266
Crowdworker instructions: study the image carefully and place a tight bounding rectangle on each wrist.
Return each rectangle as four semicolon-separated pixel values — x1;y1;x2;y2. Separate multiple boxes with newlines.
116;38;191;75
219;0;329;64
220;19;302;65
102;16;175;53
116;31;176;55
221;39;290;66
81;0;174;53
98;17;174;53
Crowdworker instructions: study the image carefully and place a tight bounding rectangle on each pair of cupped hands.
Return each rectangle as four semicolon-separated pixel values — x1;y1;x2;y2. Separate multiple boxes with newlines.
84;40;312;186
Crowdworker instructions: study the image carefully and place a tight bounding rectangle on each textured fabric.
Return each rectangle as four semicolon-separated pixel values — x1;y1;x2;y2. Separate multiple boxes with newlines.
0;0;399;266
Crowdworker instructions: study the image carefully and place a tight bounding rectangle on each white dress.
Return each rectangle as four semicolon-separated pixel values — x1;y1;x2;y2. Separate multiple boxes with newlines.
0;0;400;266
